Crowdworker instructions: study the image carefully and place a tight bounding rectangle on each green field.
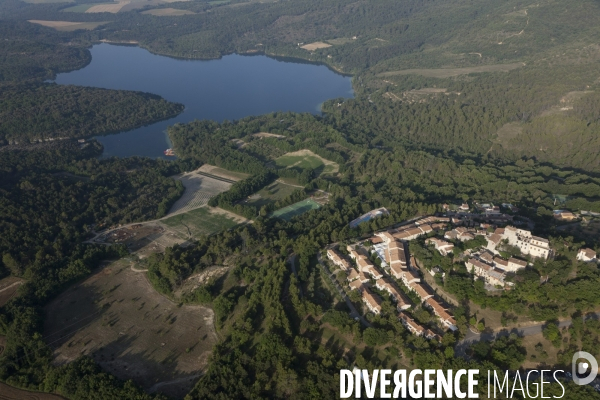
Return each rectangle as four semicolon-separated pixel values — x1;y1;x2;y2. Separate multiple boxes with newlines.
61;3;96;12
246;181;299;208
274;150;338;175
271;199;321;221
161;207;243;239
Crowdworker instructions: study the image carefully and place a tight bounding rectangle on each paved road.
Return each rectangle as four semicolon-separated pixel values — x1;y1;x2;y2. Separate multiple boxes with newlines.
456;312;600;356
316;251;371;328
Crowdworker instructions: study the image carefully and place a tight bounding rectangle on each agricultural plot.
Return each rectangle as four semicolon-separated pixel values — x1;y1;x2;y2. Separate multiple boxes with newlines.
160;206;246;240
271;198;321;221
63;0;190;13
44;260;217;399
245;180;299;208
141;8;195;16
274;149;338;175
62;3;94;12
300;42;332;51
168;170;232;215
28;20;109;31
85;2;128;13
197;164;249;182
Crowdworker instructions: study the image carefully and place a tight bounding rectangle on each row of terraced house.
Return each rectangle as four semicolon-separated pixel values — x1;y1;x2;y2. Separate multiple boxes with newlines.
326;215;459;341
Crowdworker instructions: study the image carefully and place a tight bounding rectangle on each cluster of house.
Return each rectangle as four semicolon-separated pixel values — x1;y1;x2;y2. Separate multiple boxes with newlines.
430;225;550;289
425;238;454;256
327;217;460;339
330;216;459;335
444;226;476;242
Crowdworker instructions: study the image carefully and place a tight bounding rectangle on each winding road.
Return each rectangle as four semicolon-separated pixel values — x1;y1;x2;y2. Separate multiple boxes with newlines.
456;312;600;356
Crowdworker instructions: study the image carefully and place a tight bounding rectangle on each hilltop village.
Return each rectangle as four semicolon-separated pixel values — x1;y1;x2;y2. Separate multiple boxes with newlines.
325;207;598;342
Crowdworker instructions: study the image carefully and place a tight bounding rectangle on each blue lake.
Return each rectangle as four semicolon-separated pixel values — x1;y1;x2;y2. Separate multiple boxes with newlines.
53;44;354;158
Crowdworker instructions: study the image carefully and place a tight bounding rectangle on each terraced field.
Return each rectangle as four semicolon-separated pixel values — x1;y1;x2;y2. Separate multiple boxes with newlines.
168;171;232;215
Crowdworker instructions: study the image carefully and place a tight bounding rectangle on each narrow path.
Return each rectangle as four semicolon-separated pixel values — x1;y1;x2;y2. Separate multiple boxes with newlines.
0;281;23;294
130;263;148;273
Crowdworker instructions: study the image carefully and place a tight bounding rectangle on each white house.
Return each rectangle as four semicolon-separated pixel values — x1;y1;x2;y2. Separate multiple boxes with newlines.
577;248;597;262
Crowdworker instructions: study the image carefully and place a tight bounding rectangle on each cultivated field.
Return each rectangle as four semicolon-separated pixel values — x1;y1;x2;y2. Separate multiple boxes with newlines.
271;198;321;221
62;3;108;12
141;8;195;16
197;164;248;181
63;0;190;13
160;206;247;240
86;2;128;13
0;277;24;307
275;149;339;175
28;20;108;31
168;170;233;215
0;382;66;400
245;180;299;208
44;260;217;399
300;41;332;51
378;62;525;78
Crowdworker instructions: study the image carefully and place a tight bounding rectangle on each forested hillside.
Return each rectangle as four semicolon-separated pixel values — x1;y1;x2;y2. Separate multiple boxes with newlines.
2;0;600;398
0;83;183;144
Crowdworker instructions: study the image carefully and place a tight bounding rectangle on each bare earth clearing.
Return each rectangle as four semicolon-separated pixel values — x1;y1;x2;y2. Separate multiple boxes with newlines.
300;41;332;51
174;266;230;299
0;382;66;400
44;260;217;399
252;132;286;139
28;20;108;31
141;8;195;16
378;62;525;78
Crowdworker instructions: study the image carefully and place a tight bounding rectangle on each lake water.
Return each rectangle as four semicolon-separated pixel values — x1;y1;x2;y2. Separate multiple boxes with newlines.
53;44;354;158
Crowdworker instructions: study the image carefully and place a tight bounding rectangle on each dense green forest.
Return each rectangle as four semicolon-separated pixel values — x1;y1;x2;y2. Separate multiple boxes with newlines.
2;0;600;398
0;141;184;398
0;83;183;144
